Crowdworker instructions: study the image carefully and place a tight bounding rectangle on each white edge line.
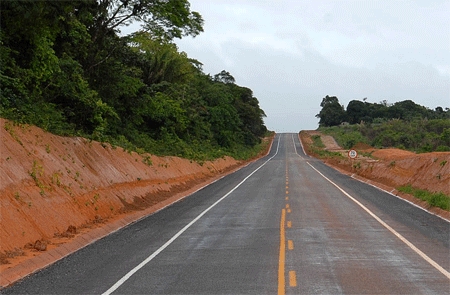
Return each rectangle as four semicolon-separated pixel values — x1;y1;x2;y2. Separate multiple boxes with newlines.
101;136;281;295
349;174;450;223
0;136;278;289
117;132;279;232
292;133;448;223
291;134;298;155
295;133;309;157
306;161;450;280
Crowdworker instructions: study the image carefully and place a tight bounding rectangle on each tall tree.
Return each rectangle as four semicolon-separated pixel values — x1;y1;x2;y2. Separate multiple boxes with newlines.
90;0;203;42
316;95;346;127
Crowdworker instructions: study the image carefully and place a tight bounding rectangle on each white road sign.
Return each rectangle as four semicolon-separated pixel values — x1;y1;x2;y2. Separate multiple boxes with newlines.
348;149;358;159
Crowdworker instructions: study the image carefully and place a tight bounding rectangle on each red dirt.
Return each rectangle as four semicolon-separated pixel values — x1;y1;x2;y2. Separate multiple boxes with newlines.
299;131;450;220
0;119;272;280
1;123;448;286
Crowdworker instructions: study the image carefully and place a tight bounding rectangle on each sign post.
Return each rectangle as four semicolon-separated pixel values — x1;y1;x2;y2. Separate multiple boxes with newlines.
348;149;358;172
348;149;358;159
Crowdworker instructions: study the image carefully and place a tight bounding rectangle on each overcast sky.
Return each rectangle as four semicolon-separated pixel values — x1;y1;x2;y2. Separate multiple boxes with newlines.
171;0;450;132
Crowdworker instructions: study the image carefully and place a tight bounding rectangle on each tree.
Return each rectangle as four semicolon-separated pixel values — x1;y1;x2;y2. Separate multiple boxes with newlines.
0;0;269;160
91;0;203;42
213;70;235;84
346;100;368;124
389;100;428;120
316;95;346;127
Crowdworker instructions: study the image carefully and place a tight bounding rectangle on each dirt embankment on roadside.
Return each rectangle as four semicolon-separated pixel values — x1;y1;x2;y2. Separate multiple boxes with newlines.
0;119;270;258
300;130;450;219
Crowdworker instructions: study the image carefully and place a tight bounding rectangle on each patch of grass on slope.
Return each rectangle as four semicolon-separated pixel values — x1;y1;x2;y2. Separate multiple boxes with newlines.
397;184;450;211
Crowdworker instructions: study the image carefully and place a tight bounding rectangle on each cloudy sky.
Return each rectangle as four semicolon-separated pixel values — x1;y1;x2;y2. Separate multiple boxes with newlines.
171;0;449;132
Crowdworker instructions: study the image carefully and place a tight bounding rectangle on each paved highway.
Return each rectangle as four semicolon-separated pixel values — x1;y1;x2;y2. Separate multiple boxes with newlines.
2;133;449;294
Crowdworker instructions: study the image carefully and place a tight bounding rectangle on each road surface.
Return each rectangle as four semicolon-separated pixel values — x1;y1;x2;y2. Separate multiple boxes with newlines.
2;133;449;294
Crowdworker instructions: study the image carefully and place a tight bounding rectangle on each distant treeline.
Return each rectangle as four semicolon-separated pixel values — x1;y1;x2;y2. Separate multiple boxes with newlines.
316;95;449;127
0;1;268;160
316;96;450;152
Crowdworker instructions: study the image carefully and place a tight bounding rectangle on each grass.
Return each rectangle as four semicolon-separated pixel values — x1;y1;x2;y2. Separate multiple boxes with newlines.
397;184;450;211
4;121;24;146
30;160;46;195
311;135;325;148
142;155;153;166
307;134;343;159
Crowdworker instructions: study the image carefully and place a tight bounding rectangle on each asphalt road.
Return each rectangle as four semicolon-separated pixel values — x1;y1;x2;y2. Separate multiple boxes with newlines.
2;133;449;294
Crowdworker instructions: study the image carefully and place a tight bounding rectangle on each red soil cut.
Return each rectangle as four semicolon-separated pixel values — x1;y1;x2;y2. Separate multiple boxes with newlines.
0;119;272;279
299;130;450;220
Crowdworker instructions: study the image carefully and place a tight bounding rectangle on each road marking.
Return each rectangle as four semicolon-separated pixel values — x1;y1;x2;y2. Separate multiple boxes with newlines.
287;221;292;228
292;133;308;157
289;270;297;287
286;190;289;194
101;136;282;295
288;240;294;250
306;162;450;280
286;204;290;209
285;197;289;201
287;209;291;213
278;208;286;295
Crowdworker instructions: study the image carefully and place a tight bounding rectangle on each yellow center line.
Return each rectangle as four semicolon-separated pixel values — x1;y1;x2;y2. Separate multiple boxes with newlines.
287;208;291;213
285;197;289;201
286;204;290;209
286;191;289;194
288;240;294;250
287;221;292;228
289;271;297;287
278;209;286;295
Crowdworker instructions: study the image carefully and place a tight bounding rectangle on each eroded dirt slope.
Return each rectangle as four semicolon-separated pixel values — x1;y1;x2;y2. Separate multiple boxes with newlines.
300;131;450;219
0;119;258;254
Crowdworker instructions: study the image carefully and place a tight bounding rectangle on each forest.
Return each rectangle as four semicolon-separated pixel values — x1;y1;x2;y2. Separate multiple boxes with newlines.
0;1;268;160
316;96;450;152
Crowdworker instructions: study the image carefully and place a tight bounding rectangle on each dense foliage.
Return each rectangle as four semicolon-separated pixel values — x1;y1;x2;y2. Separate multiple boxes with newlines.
316;96;449;152
0;1;268;160
320;119;450;153
316;96;449;127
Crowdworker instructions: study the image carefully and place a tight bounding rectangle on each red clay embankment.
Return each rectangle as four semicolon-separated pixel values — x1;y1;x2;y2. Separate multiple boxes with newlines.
0;118;271;279
299;131;450;220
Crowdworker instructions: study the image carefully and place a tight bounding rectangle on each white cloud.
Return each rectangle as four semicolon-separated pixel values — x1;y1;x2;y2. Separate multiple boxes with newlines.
175;0;450;132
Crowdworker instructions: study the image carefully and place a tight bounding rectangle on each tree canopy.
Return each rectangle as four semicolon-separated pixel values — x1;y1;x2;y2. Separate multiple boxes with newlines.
317;96;448;127
0;0;268;160
315;95;346;127
317;96;449;152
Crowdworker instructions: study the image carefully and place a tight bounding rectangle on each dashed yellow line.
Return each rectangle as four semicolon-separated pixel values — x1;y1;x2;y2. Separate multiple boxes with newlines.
278;209;286;295
281;156;297;293
288;240;294;250
289;271;297;287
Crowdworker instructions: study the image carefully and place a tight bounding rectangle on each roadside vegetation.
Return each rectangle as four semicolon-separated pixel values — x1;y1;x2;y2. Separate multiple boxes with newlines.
398;185;450;211
316;96;449;153
306;96;450;212
0;1;269;161
302;134;343;159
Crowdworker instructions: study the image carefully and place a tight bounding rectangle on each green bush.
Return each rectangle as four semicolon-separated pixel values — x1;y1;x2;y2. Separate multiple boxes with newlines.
398;184;450;211
319;119;450;152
